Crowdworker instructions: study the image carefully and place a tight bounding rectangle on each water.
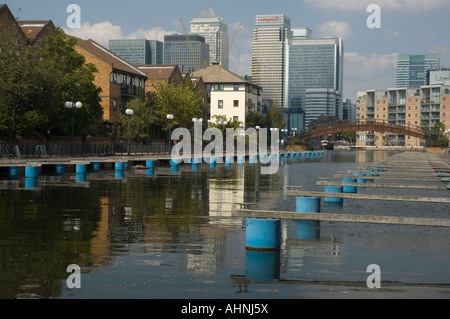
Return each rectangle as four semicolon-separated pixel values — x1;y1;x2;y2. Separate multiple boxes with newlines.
0;150;449;299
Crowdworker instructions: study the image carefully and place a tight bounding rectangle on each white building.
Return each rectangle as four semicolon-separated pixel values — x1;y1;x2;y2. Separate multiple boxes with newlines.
191;64;262;126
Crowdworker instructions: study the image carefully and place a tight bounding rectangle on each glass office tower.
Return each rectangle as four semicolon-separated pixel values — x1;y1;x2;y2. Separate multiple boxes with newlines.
287;37;344;125
396;53;440;88
190;7;229;70
109;39;163;65
251;14;292;108
164;34;209;73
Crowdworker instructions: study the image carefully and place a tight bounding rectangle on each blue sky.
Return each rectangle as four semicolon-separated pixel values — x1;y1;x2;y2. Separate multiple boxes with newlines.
5;0;450;101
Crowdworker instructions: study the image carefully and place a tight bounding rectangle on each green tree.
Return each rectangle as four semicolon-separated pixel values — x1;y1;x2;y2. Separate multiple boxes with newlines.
267;102;286;129
246;110;267;129
120;98;152;143
147;73;204;130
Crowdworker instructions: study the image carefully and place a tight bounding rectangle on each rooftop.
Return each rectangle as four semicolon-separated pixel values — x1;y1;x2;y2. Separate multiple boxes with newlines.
193;7;223;21
191;64;255;85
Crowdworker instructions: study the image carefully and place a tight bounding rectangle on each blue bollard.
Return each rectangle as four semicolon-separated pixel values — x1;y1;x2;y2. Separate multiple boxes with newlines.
246;218;281;250
25;166;38;188
295;197;320;239
245;250;280;282
55;164;64;175
169;159;179;173
92;162;101;173
353;173;366;184
76;164;87;182
238;155;245;165
342;178;357;193
249;155;257;164
324;186;343;203
9;166;19;179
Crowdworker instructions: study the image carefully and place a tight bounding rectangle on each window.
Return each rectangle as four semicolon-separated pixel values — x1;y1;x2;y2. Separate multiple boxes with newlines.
218;100;223;109
234;84;239;91
233;116;239;122
112;72;117;83
112;98;117;110
214;84;224;91
233;100;239;107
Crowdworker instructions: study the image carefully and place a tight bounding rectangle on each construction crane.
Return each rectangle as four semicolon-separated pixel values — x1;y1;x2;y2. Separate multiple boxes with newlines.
179;18;200;70
221;23;242;68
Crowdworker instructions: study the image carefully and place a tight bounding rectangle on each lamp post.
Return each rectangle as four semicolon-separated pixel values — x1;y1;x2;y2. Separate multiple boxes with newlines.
65;101;82;156
125;108;134;155
167;114;174;150
291;127;297;136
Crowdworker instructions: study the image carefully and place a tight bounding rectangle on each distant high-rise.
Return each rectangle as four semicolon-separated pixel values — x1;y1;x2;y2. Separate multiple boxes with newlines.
396;53;440;88
251;14;292;108
109;39;163;65
190;7;229;70
287;36;344;125
163;34;209;73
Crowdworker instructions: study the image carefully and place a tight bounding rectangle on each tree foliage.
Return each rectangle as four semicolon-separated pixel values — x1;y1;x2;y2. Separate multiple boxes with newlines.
147;74;204;131
246;110;267;129
267;102;286;129
120;98;152;143
0;27;103;142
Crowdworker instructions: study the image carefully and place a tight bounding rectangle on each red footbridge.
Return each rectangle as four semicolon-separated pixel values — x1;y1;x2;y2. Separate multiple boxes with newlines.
299;119;439;141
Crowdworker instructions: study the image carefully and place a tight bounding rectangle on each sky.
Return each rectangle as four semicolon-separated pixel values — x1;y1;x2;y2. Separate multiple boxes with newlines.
4;0;450;101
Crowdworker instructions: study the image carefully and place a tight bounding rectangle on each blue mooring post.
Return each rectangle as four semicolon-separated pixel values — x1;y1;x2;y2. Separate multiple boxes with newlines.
353;173;366;184
295;196;320;239
92;162;101;173
146;160;155;176
342;178;357;193
9;166;19;179
55;164;64;175
25;166;38;188
324;186;343;203
245;218;281;250
114;162;124;180
209;157;216;170
76;164;87;182
169;159;179;173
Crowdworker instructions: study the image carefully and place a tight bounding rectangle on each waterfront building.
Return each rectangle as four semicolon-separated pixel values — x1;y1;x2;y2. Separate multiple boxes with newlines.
137;64;184;95
343;98;356;121
190;7;229;70
72;37;147;136
287;36;344;126
396;53;440;88
164;34;210;73
109;39;163;65
191;64;262;126
356;84;450;147
251;14;292;109
428;69;450;85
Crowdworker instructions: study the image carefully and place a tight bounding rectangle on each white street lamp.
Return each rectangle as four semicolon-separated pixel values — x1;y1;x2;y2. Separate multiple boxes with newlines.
167;114;174;149
65;101;82;156
125;109;134;155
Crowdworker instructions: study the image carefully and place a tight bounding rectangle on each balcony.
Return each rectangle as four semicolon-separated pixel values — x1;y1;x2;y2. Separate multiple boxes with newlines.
121;84;143;98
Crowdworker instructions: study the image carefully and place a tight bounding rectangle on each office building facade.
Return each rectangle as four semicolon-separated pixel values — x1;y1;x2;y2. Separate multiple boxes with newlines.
287;37;344;126
190;7;229;70
396;53;440;88
109;39;163;65
251;14;292;108
164;34;209;73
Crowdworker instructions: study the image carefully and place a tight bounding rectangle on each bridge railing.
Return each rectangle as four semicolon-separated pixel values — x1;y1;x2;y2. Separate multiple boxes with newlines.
301;119;439;140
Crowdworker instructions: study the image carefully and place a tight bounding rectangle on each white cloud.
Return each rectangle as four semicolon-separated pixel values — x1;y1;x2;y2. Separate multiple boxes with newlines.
64;21;177;48
302;0;448;12
317;21;353;39
344;52;398;98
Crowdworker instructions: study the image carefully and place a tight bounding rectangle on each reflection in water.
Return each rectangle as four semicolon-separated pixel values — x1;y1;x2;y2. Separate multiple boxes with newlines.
0;150;449;298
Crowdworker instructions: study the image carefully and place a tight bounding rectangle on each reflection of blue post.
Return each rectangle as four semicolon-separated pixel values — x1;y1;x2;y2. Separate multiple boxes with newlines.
324;186;343;203
249;155;257;164
237;155;245;165
92;162;101;173
146;160;155;176
210;157;216;170
9;166;19;179
76;164;87;182
295;197;320;239
342;178;357;193
245;250;280;282
25;166;38;188
246;218;280;250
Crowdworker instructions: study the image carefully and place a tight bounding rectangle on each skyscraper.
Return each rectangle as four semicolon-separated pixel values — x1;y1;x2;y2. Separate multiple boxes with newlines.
163;34;209;73
190;7;229;70
396;53;440;88
109;39;163;65
287;36;344;125
251;14;292;108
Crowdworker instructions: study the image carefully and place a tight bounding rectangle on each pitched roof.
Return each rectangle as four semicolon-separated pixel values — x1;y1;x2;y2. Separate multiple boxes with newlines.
194;7;223;20
72;36;147;77
191;64;250;84
18;20;54;41
137;65;179;80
